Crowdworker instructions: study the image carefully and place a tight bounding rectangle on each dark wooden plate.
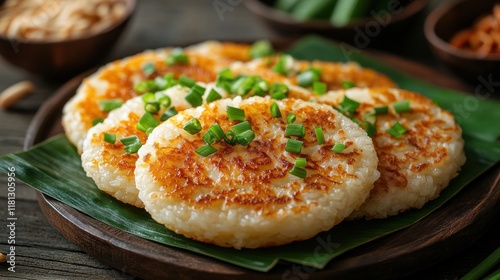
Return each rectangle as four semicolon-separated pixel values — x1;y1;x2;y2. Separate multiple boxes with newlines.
25;50;500;280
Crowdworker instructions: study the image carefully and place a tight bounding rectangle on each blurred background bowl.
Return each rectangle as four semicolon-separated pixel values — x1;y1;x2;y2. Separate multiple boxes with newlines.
0;0;136;79
245;0;428;44
424;0;500;80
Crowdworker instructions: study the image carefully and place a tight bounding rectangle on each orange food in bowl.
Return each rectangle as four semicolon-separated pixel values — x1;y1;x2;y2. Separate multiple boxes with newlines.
450;4;500;55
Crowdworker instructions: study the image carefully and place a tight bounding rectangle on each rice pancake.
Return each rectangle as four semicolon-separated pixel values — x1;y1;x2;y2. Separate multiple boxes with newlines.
312;88;466;219
81;83;229;208
63;43;239;153
135;96;380;249
230;55;396;91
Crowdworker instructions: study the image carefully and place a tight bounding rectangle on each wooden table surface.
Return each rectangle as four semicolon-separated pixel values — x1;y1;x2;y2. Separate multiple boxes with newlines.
0;0;499;279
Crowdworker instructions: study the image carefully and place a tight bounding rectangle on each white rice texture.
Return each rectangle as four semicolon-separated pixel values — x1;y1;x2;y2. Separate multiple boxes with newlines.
135;96;380;249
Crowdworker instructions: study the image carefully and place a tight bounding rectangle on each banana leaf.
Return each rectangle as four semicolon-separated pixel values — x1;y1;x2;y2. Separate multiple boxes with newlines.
1;36;500;272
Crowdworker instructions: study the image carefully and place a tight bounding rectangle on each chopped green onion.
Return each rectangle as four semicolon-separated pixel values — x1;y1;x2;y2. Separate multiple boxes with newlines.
363;112;377;124
224;130;237;145
179;75;195;88
216;68;234;92
295;157;307;168
314;126;325;144
297;67;321;87
313;82;327;95
285;139;303;153
160;107;178;121
273;54;293;76
166;48;188;66
185;89;203;107
289;166;307;178
120;135;142;154
270;83;289;95
142;62;156;76
203;131;217;145
195;144;217;157
250;40;274;58
144;101;160;114
331;142;346;153
134;80;158;94
98;99;123;112
231;76;255;96
253;79;269;96
285;124;305;137
386;122;407;138
270;102;282;117
92;118;104;126
339;96;360;114
141;92;156;103
145;127;155;136
208;124;225;141
235;130;255;146
270;90;287;100
191;84;206;96
158;95;172;108
206;88;222;103
361;121;377;137
136;112;160;132
154;76;168;90
183;118;202;134
374;106;389;115
341;80;356;89
103;133;116;144
227;106;246;121
218;67;235;80
231;121;252;135
287;113;296;124
393;100;411;113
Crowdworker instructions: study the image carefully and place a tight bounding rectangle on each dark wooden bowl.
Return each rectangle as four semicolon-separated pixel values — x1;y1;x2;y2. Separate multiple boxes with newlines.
0;0;136;79
244;0;427;44
424;0;500;80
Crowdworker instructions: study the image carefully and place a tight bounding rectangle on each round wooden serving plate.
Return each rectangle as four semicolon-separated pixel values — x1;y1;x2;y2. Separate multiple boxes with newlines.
25;52;500;280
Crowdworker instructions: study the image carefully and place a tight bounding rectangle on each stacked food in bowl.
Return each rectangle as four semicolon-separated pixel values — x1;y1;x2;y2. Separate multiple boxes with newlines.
62;40;466;249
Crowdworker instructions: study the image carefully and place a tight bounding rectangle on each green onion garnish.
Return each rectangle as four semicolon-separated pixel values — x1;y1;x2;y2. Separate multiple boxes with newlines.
206;88;222;103
270;91;287;100
250;40;274;58
364;112;377;124
253;79;269;96
297;71;315;87
216;68;234;92
145;127;155;136
313;82;327;95
235;130;256;146
208;124;225;141
361;121;377;137
374;106;389;115
203;131;217;145
289;166;307;178
287;113;296;124
141;92;156;103
285;124;305;137
339;96;360;114
231;76;255;96
160;107;177;121
341;80;356;89
185;89;203;107
120;135;142;154
218;67;235;80
331;142;346;153
134;80;158;94
223;130;237;146
285;139;303;153
227;106;246;121
183;118;202;134
295;157;307;168
386;122;407;138
273;54;293;76
166;48;188;66
314;126;325;144
158;95;171;108
99;99;123;112
154;76;168;90
270;83;289;96
179;75;195;88
195;144;217;157
270;102;282;117
136;112;160;132
191;84;206;96
393;100;411;113
144;101;160;114
103;133;116;144
92;118;104;126
142;62;156;76
231;121;252;135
